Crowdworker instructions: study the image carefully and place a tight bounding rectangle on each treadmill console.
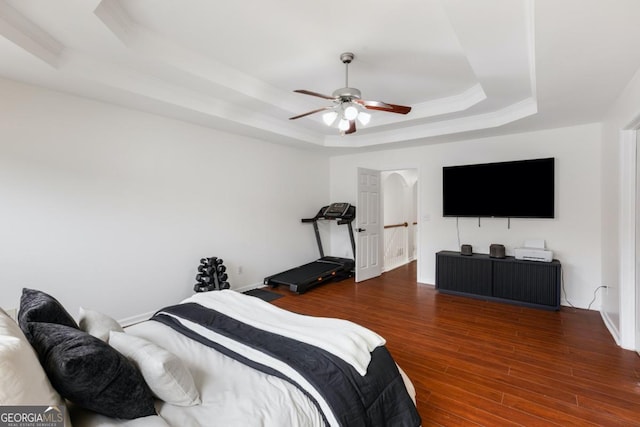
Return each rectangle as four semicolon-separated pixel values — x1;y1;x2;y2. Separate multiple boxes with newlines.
303;203;355;223
322;202;351;218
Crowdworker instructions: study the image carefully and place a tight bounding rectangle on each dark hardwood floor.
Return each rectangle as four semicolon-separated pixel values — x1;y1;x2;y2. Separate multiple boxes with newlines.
267;261;640;426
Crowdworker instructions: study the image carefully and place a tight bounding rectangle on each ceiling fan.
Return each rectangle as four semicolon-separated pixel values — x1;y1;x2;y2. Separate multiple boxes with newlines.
289;52;412;135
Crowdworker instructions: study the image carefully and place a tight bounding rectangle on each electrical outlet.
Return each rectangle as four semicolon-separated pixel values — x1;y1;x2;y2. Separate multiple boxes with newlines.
237;265;243;275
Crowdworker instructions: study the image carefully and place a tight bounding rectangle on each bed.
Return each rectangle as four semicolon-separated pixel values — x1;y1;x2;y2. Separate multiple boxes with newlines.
1;288;421;427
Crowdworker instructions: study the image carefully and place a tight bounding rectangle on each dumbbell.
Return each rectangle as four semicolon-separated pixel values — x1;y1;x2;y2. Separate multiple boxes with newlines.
195;273;212;283
194;256;231;292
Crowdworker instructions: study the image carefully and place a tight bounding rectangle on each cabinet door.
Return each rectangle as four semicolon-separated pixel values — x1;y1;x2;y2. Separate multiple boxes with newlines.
436;254;492;296
493;261;559;307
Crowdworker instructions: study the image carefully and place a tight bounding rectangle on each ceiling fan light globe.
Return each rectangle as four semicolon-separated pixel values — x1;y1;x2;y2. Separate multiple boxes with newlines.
344;105;359;120
322;111;338;126
338;119;350;131
357;112;371;126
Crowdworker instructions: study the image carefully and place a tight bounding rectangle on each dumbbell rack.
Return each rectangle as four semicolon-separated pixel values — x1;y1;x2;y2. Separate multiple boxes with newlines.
193;257;230;292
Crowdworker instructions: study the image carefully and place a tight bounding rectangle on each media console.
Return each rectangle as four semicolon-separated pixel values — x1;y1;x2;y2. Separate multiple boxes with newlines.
435;250;561;310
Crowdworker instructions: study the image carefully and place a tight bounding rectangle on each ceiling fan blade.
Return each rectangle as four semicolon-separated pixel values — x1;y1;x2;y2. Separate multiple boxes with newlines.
358;99;412;115
294;89;336;100
355;99;392;109
289;107;332;120
345;120;357;134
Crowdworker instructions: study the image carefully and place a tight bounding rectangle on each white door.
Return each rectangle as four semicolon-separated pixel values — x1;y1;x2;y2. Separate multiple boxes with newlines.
356;168;383;282
636;130;640;353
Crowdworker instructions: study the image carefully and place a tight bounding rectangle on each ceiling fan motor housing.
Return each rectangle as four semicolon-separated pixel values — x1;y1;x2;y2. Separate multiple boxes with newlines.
332;87;361;100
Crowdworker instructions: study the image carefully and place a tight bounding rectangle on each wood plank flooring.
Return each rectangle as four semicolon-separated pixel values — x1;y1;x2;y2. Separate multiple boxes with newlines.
267;261;640;426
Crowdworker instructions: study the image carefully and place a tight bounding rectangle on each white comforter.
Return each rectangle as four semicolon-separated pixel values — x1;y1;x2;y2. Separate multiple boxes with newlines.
180;290;386;376
71;291;416;427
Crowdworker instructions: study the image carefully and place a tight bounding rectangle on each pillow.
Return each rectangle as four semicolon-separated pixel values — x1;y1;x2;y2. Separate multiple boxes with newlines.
109;331;201;406
27;322;156;420
79;307;124;342
18;288;78;339
0;308;64;405
0;308;72;427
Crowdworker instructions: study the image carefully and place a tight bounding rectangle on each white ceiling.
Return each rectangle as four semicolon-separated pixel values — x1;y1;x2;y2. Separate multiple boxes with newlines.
2;0;640;151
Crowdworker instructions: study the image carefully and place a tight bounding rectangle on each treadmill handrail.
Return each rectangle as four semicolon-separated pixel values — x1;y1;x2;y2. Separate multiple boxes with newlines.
301;217;353;224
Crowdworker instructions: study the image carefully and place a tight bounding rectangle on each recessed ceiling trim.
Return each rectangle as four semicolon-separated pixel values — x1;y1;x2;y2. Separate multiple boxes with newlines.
7;0;631;151
59;51;324;147
525;0;537;99
357;83;487;129
94;0;303;116
130;29;302;113
323;97;538;148
94;0;137;46
0;1;63;67
443;0;535;104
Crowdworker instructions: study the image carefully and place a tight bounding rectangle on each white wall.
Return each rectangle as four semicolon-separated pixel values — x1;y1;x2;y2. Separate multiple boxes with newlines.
382;172;408;226
601;65;640;348
330;123;602;309
0;78;329;322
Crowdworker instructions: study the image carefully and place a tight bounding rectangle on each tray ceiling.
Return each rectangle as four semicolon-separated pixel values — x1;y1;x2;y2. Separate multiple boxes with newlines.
1;0;640;150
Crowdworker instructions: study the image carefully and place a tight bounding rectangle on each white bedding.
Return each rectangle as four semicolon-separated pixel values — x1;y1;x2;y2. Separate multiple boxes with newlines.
180;290;385;375
70;291;417;427
71;319;325;427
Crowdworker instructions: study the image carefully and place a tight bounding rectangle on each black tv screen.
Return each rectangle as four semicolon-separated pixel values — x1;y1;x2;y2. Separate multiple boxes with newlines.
442;158;555;218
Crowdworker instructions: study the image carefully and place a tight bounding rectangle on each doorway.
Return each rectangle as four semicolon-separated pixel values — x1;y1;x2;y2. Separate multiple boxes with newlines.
381;169;418;274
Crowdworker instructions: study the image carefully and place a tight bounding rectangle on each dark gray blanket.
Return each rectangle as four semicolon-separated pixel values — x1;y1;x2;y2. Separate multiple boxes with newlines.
152;302;421;427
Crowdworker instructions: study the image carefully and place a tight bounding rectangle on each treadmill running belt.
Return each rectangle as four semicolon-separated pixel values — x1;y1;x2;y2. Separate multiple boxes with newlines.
271;260;342;284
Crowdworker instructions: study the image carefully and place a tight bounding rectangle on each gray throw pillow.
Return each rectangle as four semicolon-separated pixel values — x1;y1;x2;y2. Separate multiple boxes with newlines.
18;288;78;339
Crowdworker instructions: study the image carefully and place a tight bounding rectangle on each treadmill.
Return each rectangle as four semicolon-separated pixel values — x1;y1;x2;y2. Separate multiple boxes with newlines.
264;203;356;294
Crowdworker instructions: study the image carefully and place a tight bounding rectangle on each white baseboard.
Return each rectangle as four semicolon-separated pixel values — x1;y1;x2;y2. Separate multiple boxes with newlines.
119;282;265;327
232;282;266;293
119;311;155;327
600;309;621;347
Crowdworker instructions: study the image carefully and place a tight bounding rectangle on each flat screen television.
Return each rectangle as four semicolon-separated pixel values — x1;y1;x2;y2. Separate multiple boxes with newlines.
442;157;555;218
